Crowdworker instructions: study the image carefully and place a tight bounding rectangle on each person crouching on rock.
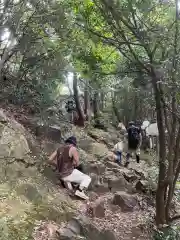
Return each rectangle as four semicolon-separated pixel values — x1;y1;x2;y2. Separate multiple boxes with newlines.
48;136;91;200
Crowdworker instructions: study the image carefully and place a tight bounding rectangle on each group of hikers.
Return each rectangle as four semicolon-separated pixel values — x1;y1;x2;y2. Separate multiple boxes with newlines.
48;121;143;200
110;121;142;167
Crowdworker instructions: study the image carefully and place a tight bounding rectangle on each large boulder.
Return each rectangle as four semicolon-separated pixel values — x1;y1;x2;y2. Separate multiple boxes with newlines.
103;171;129;192
16;116;63;142
0;110;77;239
60;216;117;240
116;168;139;183
0;109;30;160
85;162;106;175
93;183;110;194
0;160;75;240
88;128;119;148
78;148;95;164
86;142;109;159
39;140;60;155
113;191;138;212
87;198;106;218
135;180;157;195
78;138;96;152
35;124;61;142
88;173;100;191
105;161;120;169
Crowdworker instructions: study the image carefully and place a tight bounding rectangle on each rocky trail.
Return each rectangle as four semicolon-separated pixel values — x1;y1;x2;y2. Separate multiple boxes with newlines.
0;108;156;240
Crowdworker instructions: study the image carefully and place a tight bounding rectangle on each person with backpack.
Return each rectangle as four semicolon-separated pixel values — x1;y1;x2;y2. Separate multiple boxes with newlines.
124;121;142;167
48;136;91;200
65;99;76;123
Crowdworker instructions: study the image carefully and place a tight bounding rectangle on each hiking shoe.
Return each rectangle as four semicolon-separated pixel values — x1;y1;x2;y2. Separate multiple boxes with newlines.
115;160;122;166
75;190;89;200
124;162;129;168
136;155;140;163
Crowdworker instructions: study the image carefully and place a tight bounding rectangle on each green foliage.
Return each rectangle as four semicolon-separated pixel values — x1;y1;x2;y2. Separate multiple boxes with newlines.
0;0;69;111
0;217;34;240
153;227;180;240
0;0;179;116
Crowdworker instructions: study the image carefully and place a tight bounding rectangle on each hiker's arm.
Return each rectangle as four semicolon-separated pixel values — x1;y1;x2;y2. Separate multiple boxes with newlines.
139;134;142;147
70;147;79;167
48;150;57;165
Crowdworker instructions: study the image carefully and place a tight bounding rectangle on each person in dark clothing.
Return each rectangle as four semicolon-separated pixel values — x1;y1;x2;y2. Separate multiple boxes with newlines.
124;121;142;167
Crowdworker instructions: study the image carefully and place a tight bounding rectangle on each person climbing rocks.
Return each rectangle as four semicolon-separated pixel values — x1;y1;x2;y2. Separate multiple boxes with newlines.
109;140;125;165
125;121;142;168
48;136;91;200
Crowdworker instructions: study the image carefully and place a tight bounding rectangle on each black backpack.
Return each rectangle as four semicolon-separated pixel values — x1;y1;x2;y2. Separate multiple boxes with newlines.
65;100;75;113
128;126;140;148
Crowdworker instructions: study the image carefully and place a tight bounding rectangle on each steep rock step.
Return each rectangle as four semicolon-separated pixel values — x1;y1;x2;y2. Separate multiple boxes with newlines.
59;216;117;240
87;128;119;148
113;191;139;212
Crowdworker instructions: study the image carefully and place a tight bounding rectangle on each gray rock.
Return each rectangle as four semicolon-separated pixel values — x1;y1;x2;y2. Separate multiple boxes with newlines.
135;180;156;194
67;219;81;235
99;229;117;240
0;113;30;160
93;183;110;194
88;198;105;218
35;125;61;142
64;216;117;240
113;191;138;212
60;229;75;239
72;216;101;239
117;168;139;183
88;173;99;191
87;163;106;175
104;174;128;192
59;228;81;240
105;161;119;169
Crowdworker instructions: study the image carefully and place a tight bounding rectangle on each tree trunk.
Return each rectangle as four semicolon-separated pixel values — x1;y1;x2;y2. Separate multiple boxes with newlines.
150;63;180;225
100;92;104;111
84;82;90;121
112;92;121;122
93;91;100;119
151;70;167;226
73;73;85;127
134;93;138;120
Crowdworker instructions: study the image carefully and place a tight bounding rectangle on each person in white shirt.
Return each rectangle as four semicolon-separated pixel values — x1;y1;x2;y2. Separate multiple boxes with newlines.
108;134;128;165
112;141;124;165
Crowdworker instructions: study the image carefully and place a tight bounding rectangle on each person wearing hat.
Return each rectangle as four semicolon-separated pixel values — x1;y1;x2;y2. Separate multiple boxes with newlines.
48;136;91;200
